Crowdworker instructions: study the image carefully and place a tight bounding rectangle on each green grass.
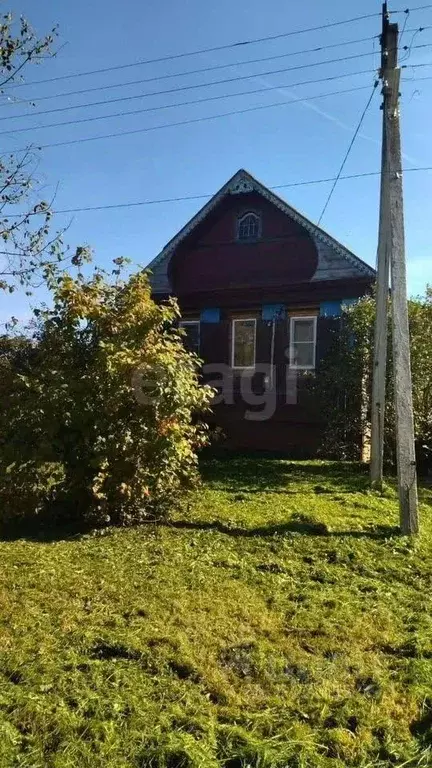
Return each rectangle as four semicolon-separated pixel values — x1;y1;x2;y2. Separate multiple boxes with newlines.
1;458;432;767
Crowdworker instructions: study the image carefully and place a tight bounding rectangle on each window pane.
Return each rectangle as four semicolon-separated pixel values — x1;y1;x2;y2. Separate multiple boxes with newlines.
233;320;255;367
179;322;200;354
238;213;260;240
292;342;314;368
293;318;315;342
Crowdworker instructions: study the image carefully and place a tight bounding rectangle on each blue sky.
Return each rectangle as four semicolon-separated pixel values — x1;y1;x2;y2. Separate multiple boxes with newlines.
1;0;432;325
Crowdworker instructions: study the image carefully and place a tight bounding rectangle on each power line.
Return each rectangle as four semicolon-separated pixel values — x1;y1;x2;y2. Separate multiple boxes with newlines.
400;25;425;62
16;61;429;154
3;41;431;130
0;73;376;137
393;3;432;10
399;7;411;47
1;7;427;96
4;45;432;138
4;35;379;105
0;50;380;125
5;35;432;111
6;26;429;107
5;76;376;151
4;167;431;217
317;80;379;225
0;6;427;98
403;59;432;66
4;12;384;90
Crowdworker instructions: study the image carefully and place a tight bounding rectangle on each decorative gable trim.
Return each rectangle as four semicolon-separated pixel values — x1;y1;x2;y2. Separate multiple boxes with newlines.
249;182;375;278
228;176;255;195
146;169;375;292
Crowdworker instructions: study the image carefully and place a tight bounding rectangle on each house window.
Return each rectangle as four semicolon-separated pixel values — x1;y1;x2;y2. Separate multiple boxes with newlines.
289;316;317;370
237;212;261;241
179;320;200;355
231;318;256;369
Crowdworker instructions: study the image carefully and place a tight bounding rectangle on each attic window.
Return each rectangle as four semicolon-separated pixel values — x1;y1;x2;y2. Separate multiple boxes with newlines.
237;212;261;241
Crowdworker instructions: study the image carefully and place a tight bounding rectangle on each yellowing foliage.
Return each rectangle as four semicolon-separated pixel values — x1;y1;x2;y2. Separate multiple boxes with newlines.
0;267;214;526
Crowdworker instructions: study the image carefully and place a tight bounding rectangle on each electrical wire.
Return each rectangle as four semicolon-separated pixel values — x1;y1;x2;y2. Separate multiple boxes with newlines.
400;27;427;61
0;74;376;137
4;12;384;90
392;3;432;11
399;8;411;47
4;167;431;217
317;80;379;226
8;27;428;106
404;60;432;67
0;50;380;124
5;60;432;152
1;5;428;97
4;76;377;151
7;25;432;106
3;41;431;130
5;35;379;105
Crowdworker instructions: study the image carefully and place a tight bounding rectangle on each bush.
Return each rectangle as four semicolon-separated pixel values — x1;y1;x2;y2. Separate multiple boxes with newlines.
315;288;432;472
0;268;214;527
314;298;373;461
408;288;432;472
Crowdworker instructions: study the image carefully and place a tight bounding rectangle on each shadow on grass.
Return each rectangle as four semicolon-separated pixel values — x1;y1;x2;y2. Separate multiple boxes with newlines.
167;519;400;540
0;518;94;543
0;455;407;543
0;516;401;544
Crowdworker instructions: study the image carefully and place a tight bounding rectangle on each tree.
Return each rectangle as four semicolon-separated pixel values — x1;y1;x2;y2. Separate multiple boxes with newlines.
0;10;88;296
315;289;432;473
407;286;432;473
0;265;214;527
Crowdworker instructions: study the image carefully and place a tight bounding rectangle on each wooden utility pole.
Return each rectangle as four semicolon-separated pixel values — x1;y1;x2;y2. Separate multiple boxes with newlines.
371;3;419;533
370;64;390;491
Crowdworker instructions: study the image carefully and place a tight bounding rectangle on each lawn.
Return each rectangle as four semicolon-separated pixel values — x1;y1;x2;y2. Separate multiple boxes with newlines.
1;457;432;768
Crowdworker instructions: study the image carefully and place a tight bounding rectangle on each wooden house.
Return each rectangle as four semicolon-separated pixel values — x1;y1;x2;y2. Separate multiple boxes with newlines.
146;169;375;455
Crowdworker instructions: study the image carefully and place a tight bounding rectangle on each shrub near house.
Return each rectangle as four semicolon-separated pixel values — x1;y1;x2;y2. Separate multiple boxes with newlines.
0;267;214;528
316;288;432;469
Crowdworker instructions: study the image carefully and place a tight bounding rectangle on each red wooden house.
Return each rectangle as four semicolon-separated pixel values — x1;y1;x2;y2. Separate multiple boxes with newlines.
146;169;375;455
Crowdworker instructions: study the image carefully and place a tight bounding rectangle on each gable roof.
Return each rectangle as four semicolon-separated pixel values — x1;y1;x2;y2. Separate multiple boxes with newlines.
146;168;376;294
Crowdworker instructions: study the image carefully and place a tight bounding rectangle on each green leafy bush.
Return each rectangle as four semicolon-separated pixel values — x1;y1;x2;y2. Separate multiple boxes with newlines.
315;288;432;471
314;298;373;460
409;288;432;472
0;268;214;527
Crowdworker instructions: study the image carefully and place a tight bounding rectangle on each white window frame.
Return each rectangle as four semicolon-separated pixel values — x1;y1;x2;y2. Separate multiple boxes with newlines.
237;211;261;241
289;316;317;370
231;318;256;370
179;320;200;354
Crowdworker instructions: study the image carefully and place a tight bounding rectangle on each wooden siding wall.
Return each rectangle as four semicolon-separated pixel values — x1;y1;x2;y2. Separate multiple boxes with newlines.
149;185;374;455
198;313;342;454
169;192;319;296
